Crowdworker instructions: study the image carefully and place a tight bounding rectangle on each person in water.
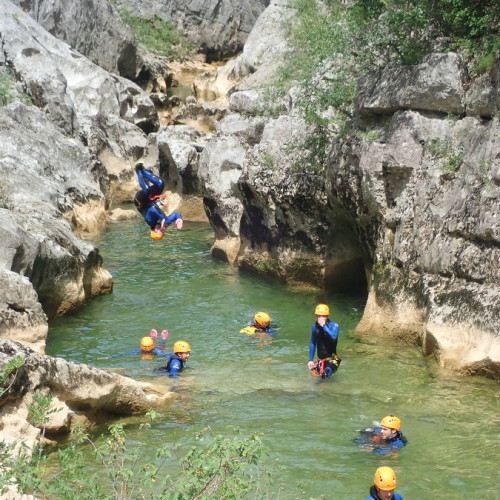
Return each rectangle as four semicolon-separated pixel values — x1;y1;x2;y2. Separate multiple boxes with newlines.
366;466;403;500
307;303;341;378
107;332;170;359
159;340;191;378
133;162;183;240
354;415;408;455
240;312;279;335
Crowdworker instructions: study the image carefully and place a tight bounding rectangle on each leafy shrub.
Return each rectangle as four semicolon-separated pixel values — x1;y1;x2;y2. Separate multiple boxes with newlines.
118;8;191;57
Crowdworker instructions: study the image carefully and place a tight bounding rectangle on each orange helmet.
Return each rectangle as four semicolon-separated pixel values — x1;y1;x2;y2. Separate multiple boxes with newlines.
254;312;271;328
380;415;401;431
314;304;330;315
140;336;155;352
150;230;164;241
173;341;191;353
374;466;397;491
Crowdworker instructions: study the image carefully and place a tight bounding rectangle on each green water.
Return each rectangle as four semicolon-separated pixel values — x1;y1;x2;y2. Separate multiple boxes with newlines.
46;218;500;499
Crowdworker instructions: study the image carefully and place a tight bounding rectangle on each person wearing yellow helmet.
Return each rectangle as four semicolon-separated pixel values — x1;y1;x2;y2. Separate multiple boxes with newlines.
159;340;191;378
354;415;407;455
105;330;170;360
240;312;279;336
366;466;403;500
133;162;183;240
307;303;341;379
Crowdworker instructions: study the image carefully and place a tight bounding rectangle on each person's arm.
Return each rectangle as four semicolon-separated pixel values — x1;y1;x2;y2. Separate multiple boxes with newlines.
108;348;141;359
323;321;339;340
265;326;279;335
308;328;317;368
151;347;170;356
168;358;182;378
164;212;182;226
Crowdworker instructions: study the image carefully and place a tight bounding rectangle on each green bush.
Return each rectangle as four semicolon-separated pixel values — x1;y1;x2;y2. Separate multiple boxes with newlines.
0;399;267;500
118;8;191;57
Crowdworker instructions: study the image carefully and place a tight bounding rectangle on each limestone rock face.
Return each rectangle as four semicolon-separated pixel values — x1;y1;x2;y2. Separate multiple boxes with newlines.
116;0;270;61
187;12;500;377
192;0;294;100
0;1;157;161
0;103;113;329
0;340;172;449
10;0;141;79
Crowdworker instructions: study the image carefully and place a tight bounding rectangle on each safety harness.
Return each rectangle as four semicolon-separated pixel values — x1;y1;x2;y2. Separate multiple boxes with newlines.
310;354;342;378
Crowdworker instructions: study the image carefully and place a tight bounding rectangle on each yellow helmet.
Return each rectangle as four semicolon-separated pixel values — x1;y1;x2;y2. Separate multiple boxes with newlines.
374;466;397;491
380;415;401;431
150;230;164;241
173;341;191;353
254;312;271;328
314;304;330;315
140;336;154;352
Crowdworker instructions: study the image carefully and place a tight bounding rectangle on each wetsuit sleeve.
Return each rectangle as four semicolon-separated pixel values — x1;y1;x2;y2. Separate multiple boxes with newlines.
323;321;339;340
309;326;317;361
168;358;182;378
164;211;182;225
265;326;279;335
151;348;170;357
109;348;141;358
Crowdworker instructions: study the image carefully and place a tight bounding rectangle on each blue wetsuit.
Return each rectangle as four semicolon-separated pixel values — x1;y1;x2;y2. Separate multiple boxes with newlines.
109;346;170;358
354;427;408;455
366;486;403;500
251;323;279;335
134;168;183;229
309;319;340;377
157;353;185;378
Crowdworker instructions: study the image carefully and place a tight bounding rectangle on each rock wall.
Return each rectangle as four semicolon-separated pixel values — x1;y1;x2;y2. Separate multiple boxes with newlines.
182;2;500;377
116;0;270;61
0;340;172;449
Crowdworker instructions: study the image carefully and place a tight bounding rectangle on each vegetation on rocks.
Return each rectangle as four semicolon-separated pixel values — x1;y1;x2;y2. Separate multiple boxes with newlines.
272;0;499;170
117;7;191;57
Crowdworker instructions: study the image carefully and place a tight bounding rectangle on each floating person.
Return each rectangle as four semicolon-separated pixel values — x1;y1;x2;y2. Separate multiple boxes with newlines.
133;162;183;240
158;340;191;378
354;415;408;455
307;303;341;379
240;312;279;336
104;330;170;360
366;466;403;500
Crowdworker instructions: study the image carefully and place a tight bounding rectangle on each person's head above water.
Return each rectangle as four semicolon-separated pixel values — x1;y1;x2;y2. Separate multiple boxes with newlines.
314;303;330;316
140;336;155;352
379;415;401;439
373;466;398;499
173;340;191;361
254;312;271;328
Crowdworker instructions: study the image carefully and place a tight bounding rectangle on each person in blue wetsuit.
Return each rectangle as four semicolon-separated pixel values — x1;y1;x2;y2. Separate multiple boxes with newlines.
354;415;408;455
106;335;170;360
133;162;183;240
159;340;191;378
307;303;341;378
366;466;403;500
240;312;279;335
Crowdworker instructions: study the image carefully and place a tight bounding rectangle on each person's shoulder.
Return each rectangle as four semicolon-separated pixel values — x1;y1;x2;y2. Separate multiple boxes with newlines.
393;493;404;500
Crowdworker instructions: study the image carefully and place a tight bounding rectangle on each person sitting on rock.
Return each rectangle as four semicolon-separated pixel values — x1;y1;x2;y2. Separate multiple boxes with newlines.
240;312;279;335
354;415;408;455
133;162;183;240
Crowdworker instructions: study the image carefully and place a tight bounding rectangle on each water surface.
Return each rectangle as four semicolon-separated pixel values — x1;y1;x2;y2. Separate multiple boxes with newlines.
46;218;500;498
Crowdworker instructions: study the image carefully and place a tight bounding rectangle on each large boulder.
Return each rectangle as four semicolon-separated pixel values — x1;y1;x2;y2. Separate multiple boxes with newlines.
10;0;141;79
0;340;172;449
0;103;113;346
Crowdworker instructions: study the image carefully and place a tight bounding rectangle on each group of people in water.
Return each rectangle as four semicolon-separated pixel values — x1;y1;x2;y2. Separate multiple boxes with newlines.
131;162;405;498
